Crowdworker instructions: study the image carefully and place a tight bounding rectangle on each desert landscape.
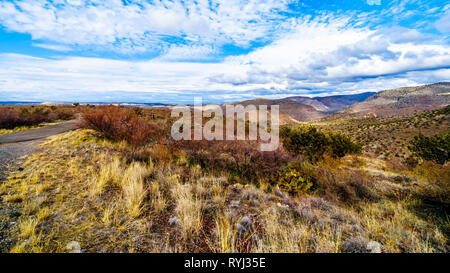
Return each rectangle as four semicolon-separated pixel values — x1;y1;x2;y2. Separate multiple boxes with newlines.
0;1;449;260
0;82;448;253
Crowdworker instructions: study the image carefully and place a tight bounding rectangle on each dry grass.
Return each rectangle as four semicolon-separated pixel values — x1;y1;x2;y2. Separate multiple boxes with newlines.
213;213;237;253
171;181;204;239
121;162;149;218
1;115;448;253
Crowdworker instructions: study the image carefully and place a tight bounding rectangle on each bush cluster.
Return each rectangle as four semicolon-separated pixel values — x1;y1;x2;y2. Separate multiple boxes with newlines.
280;127;362;161
408;133;449;165
274;163;313;194
0;107;75;129
80;106;159;147
178;139;293;184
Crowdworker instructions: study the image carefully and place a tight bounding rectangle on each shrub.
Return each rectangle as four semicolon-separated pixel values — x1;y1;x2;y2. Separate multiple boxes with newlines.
0;108;49;129
0;106;76;130
280;127;362;161
408;133;449;165
80;106;158;147
404;155;419;168
274;164;312;194
178;139;293;184
328;132;362;158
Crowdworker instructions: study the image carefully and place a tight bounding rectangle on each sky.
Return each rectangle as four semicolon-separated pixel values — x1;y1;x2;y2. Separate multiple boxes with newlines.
0;0;449;103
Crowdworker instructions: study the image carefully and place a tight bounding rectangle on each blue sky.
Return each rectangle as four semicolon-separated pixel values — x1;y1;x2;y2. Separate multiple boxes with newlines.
0;0;449;103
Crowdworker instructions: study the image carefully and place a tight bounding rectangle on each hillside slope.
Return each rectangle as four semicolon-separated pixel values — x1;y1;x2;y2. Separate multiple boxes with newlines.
343;82;450;116
288;92;376;112
226;98;325;122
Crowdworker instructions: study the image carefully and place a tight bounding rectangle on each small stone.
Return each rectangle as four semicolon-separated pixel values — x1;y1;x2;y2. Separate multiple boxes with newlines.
168;216;180;226
366;241;382;253
235;223;246;237
240;216;253;229
342;237;368;253
66;241;81;253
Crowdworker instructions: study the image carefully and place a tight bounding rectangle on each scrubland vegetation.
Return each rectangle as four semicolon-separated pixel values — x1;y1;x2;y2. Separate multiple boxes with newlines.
0;105;77;135
311;106;450;161
0;105;448;253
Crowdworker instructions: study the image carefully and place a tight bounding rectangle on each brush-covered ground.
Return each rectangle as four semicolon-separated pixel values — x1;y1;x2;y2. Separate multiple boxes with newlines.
0;106;448;253
310;106;450;160
0;105;78;136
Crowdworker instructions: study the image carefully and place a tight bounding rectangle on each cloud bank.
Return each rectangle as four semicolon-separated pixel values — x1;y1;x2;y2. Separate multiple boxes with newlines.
0;0;449;103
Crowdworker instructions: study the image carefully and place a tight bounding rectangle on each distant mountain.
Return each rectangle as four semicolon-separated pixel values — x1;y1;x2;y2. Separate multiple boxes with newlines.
288;92;376;112
226;92;377;123
343;82;450;116
226;98;325;122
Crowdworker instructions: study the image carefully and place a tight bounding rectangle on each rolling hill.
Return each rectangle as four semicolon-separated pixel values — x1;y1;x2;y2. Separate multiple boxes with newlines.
288;92;376;112
342;82;450;116
225;98;325;122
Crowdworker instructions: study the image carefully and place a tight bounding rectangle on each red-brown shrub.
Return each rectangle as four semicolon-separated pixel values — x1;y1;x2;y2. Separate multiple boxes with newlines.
176;139;295;183
80;106;159;147
0;106;77;130
0;107;48;129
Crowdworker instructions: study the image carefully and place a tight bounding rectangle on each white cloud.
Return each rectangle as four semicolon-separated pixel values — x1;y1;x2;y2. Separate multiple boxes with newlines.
32;43;73;51
158;44;218;61
436;10;450;33
0;3;449;102
0;0;292;54
367;0;381;6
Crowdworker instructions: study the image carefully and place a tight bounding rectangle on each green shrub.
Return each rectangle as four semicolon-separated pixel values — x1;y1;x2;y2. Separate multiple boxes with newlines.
408;133;449;165
328;132;363;158
280;127;362;161
404;155;419;168
275;164;312;194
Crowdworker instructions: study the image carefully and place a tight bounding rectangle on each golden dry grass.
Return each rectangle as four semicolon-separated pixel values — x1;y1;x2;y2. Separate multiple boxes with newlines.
0;127;448;253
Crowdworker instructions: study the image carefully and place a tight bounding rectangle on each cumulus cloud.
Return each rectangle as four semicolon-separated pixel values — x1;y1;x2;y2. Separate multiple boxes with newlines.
367;0;381;6
0;1;449;102
0;0;291;54
436;10;450;33
209;16;450;90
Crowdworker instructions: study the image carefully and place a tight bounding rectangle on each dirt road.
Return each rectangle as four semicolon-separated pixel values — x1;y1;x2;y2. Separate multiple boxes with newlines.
0;120;79;181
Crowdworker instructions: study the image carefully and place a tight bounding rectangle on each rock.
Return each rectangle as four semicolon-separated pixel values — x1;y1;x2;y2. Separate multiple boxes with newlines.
342;237;368;253
366;241;382;253
168;216;180;226
66;241;81;253
240;216;253;229
235;223;247;237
